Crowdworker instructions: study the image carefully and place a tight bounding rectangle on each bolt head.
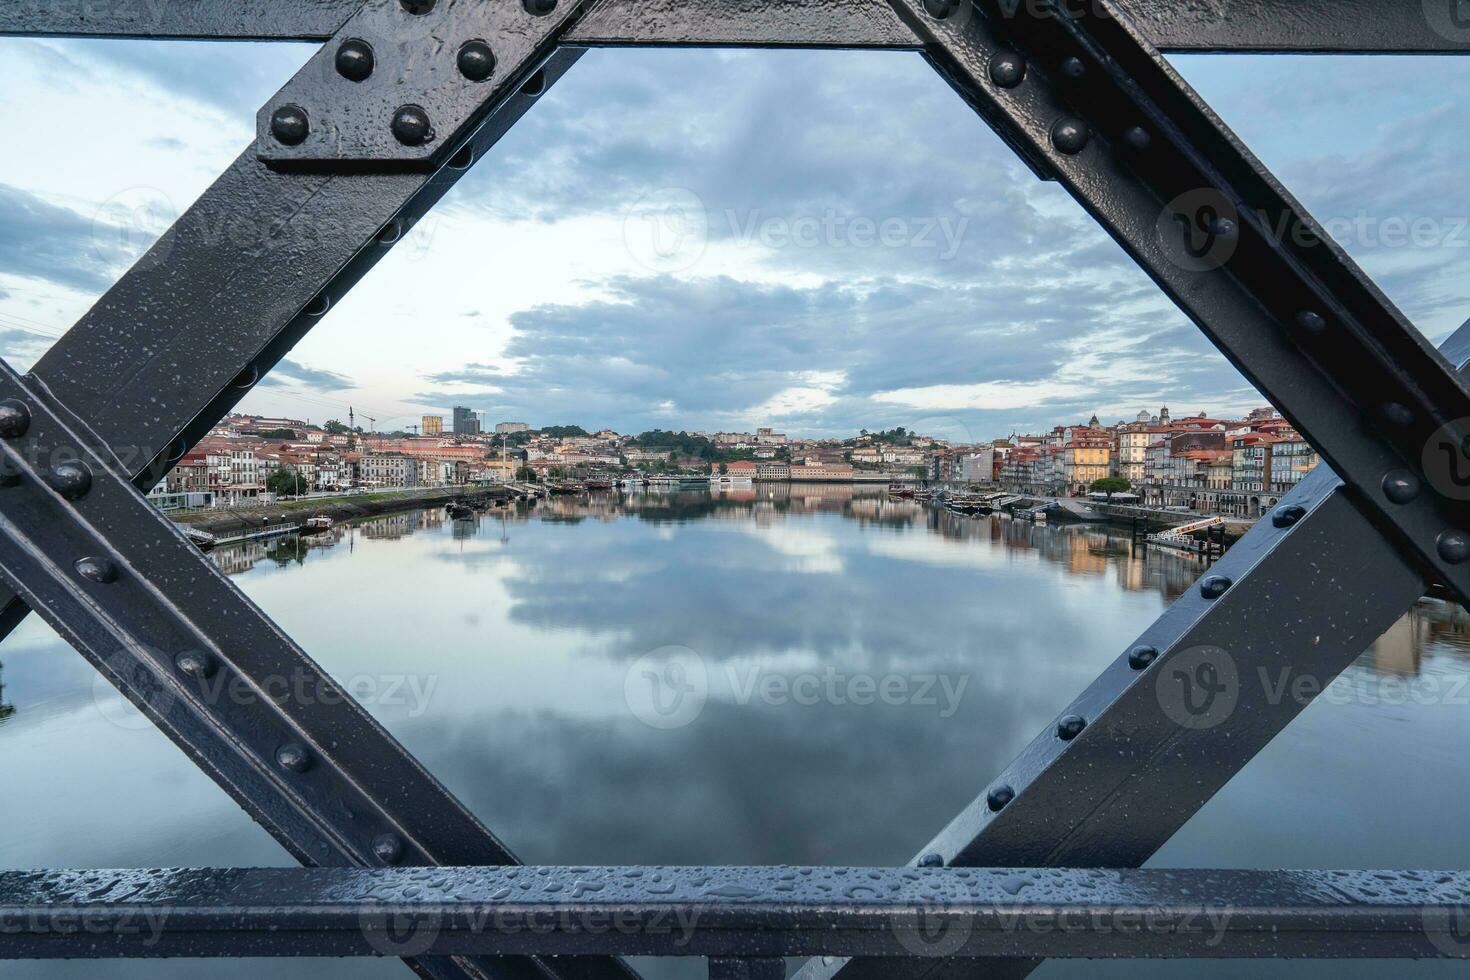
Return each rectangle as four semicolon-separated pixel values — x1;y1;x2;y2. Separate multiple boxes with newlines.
390;105;433;146
1051;117;1090;155
0;399;30;439
917;853;944;868
1210;217;1238;240
175;650;217;679
1382;469;1422;504
923;0;963;18
523;0;557;13
1381;402;1414;426
1294;310;1327;335
1060;56;1086;81
1056;714;1087;740
276;743;312;773
400;0;435;12
988;51;1026;89
986;784;1015;812
232;365;260;390
270;105;309;146
1199;574;1232;599
0;460;19;488
74;556;117;583
458;40;496;82
1127;645;1158;670
1271;504;1307;528
1122;126;1152;152
372;833;405;864
1438;529;1470;565
336;39;375;82
47;461;92;499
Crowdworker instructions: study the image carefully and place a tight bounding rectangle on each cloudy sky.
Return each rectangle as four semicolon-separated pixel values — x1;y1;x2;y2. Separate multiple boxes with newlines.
2;37;1469;442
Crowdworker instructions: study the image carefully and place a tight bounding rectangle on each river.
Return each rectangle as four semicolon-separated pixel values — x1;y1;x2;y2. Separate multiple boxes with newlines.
1;484;1466;979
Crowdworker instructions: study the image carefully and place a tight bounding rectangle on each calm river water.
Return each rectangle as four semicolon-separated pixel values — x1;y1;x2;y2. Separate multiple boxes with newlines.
1;485;1466;979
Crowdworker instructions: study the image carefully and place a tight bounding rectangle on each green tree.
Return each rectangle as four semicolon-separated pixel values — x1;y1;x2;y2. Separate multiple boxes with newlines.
1090;477;1132;499
323;419;349;435
515;465;537;482
266;469;306;497
255;428;299;441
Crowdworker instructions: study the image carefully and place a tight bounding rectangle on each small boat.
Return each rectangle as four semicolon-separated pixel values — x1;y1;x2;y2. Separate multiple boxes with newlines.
447;502;474;520
302;515;334;534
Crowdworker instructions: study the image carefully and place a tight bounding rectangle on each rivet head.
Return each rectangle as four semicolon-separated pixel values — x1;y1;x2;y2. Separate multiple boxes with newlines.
175;650;217;679
1210;217;1238;240
1271;504;1307;528
1437;530;1470;565
335;39;374;82
1381;402;1414;426
988;51;1026;89
1382;469;1422;504
400;0;435;13
232;365;260;390
390;105;433;146
1127;645;1158;670
922;0;963;18
48;461;92;499
1122;125;1151;151
1294;310;1327;335
1056;714;1087;740
458;40;496;82
0;461;19;488
276;743;312;773
0;399;30;439
523;0;557;13
986;784;1015;812
1060;56;1086;80
74;556;117;583
270;105;309;146
372;833;405;864
1200;575;1232;599
1051;117;1090;155
917;853;944;868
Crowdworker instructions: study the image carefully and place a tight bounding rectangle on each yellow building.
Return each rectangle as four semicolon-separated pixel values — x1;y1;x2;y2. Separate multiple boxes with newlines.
422;415;444;437
1063;441;1111;494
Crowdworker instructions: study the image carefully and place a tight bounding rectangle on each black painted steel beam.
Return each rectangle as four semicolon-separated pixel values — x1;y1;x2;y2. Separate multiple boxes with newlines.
3;865;1467;960
5;0;1470;52
0;361;642;980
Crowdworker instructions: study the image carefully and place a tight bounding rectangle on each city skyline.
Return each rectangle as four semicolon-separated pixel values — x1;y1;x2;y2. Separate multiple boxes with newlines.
2;44;1468;442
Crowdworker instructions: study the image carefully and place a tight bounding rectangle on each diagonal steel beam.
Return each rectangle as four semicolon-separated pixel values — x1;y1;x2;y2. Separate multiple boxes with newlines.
3;865;1468;960
7;0;1470;52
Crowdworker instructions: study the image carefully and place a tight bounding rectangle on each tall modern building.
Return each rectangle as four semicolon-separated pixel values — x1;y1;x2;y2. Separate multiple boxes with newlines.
452;406;481;436
422;415;444;437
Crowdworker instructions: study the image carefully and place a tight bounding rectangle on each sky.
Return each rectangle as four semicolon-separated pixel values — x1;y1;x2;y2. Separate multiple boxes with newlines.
2;38;1470;444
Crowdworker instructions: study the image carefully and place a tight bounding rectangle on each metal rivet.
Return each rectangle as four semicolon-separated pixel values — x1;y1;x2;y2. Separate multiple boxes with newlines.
1210;217;1238;240
986;784;1015;812
0;461;19;488
1051;117;1090;155
922;0;962;18
1382;469;1422;504
458;40;496;82
988;51;1026;89
47;461;92;499
1437;530;1470;565
1122;126;1151;151
400;0;435;13
335;39;374;82
1200;575;1232;599
1271;504;1307;528
520;70;547;97
175;650;217;679
276;743;312;773
376;220;403;245
1381;402;1414;426
1060;56;1086;80
523;0;557;13
1057;714;1086;740
372;833;405;864
270;105;309;146
917;853;944;868
1127;645;1158;670
74;556;117;583
448;144;475;170
1294;310;1327;335
304;294;331;317
232;365;259;389
391;105;433;146
0;399;30;439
